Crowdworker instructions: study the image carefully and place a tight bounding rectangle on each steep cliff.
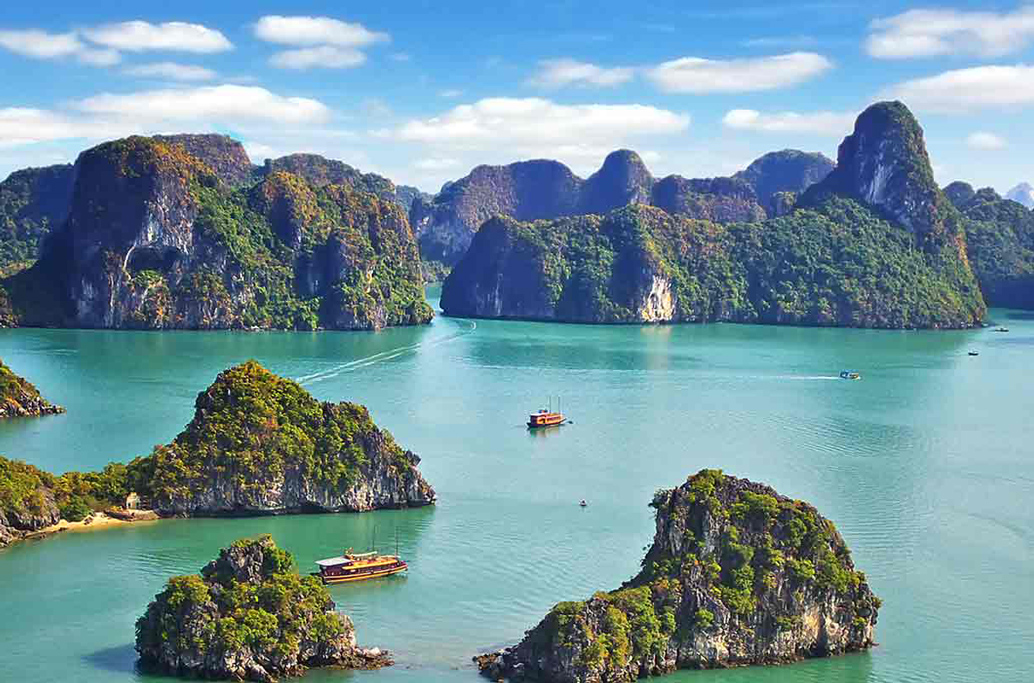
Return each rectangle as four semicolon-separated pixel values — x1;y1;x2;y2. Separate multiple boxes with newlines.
413;149;814;266
2;136;431;330
950;187;1034;309
477;470;879;682
0;164;75;275
152;134;254;188
136;535;391;681
732;149;834;208
135;360;435;516
0;358;64;418
442;102;985;329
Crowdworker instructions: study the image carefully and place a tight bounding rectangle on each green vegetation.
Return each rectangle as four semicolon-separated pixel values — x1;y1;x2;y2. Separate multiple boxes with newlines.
0;165;74;276
136;535;351;673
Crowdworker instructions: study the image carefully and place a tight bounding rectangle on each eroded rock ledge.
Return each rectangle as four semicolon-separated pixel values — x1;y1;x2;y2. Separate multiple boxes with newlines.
0;358;64;418
477;469;880;682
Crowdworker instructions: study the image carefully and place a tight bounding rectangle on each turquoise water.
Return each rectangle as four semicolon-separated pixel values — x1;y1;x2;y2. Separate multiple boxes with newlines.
0;291;1032;682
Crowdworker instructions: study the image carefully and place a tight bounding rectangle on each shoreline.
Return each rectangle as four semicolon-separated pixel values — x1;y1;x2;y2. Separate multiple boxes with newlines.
19;509;160;545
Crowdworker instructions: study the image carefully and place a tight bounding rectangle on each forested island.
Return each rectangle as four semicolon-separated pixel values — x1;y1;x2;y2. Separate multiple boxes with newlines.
442;102;985;328
136;534;392;681
0;358;64;418
477;469;880;682
0;361;434;548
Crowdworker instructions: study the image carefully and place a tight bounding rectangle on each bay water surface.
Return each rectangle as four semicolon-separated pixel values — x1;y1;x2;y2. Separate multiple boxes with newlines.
0;291;1031;682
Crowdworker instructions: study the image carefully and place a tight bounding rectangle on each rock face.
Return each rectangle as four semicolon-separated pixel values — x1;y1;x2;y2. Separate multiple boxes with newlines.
139;360;436;516
950;186;1034;309
442;102;985;329
3;136;432;331
412;149;826;265
477;470;879;682
136;535;391;682
1006;182;1034;209
0;455;62;548
260;154;395;198
0;358;64;418
0;164;76;275
732;150;834;208
152;134;254;188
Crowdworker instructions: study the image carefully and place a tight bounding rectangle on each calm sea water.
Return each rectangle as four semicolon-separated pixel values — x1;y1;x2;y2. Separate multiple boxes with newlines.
0;289;1031;683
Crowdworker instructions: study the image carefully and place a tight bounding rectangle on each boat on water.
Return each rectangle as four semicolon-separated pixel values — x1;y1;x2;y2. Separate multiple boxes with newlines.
995;327;1010;332
528;396;567;429
313;548;407;584
969;351;980;356
839;371;862;380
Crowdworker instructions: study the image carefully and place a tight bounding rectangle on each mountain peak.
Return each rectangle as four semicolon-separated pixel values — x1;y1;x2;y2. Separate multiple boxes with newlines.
1006;182;1034;208
579;149;654;214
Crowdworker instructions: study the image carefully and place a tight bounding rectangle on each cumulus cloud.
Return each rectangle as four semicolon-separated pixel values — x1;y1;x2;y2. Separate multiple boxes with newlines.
84;21;232;53
124;62;217;81
867;7;1034;59
254;15;388;70
722;109;854;135
888;64;1034;112
646;52;831;93
0;29;120;66
413;157;461;171
966;132;1007;150
392;97;688;149
269;46;366;70
0;107;127;148
527;59;635;89
76;85;331;124
254;15;388;46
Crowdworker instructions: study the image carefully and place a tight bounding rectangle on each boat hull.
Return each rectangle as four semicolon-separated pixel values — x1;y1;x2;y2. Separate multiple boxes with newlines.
318;564;408;584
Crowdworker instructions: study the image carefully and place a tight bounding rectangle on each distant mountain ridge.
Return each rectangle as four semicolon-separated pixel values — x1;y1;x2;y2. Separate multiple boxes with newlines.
1006;182;1034;209
412;149;835;264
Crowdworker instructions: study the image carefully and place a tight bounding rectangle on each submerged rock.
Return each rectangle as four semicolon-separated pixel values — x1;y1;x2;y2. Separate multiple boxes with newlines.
136;535;392;681
0;358;64;418
138;360;436;516
478;470;880;682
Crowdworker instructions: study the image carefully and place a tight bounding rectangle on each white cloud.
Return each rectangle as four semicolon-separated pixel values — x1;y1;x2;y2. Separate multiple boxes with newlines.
413;157;461;171
242;141;276;162
966;132;1007;151
527;59;635;89
254;15;388;47
269;45;366;70
867;7;1034;59
888;64;1034;112
646;52;832;93
76;85;331;125
722;108;854;135
0;107;127;148
438;89;463;98
0;29;120;66
124;62;217;81
388;98;688;170
84;21;232;53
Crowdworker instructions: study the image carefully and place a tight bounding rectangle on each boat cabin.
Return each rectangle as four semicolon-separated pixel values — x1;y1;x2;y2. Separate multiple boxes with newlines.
528;409;565;428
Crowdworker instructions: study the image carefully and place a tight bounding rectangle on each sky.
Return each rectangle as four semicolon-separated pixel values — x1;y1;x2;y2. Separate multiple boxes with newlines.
1;1;1033;193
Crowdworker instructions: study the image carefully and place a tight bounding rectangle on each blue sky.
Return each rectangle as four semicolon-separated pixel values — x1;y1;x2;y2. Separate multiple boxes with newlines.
1;1;1033;192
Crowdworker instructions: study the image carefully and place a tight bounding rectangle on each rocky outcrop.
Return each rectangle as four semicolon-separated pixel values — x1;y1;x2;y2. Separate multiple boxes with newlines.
136;535;391;681
477;470;880;682
0;163;76;274
139;360;436;516
0;358;64;418
0;455;62;548
260;153;396;198
3;136;432;331
733;149;834;208
153;134;254;188
413;149;823;265
1006;182;1034;209
944;181;976;208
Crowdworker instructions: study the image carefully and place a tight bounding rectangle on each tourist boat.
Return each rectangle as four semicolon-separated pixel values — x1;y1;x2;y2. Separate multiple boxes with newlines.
968;351;980;356
839;371;862;380
528;396;566;429
313;548;408;584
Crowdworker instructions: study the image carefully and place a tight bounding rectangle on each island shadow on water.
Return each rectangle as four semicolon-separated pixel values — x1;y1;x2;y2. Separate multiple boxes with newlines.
83;643;137;676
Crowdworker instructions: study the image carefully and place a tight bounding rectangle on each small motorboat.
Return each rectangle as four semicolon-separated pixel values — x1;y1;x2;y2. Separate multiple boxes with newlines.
839;371;862;380
579;500;587;507
995;327;1010;332
968;351;979;356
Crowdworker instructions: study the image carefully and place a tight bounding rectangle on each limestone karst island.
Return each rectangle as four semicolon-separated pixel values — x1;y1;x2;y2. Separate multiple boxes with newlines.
1;4;1032;683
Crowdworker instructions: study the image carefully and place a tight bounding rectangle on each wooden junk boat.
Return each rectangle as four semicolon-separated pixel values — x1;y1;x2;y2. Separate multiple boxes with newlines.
313;548;407;584
528;397;566;429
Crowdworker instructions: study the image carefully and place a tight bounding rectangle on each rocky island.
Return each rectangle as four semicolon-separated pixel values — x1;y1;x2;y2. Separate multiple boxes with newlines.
0;361;434;548
136;534;391;681
0;359;64;418
0;134;432;331
441;101;985;329
477;469;880;682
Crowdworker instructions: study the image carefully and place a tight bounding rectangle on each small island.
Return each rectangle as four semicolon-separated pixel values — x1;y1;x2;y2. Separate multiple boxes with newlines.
477;469;880;682
0;360;434;549
136;534;391;681
0;358;64;418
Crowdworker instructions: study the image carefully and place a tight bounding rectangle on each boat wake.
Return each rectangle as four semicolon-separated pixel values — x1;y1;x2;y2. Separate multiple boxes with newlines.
296;321;476;385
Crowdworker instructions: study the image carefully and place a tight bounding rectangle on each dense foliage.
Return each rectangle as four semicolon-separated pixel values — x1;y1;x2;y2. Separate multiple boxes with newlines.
0;165;75;276
136;535;360;680
442;197;985;328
